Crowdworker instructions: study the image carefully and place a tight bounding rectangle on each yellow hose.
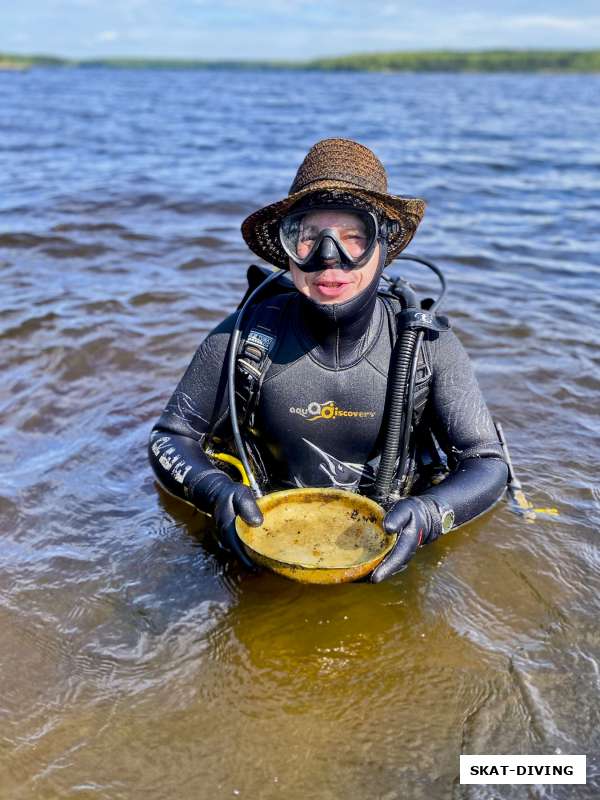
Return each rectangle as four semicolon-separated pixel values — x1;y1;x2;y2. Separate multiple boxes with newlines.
509;487;558;522
208;451;250;486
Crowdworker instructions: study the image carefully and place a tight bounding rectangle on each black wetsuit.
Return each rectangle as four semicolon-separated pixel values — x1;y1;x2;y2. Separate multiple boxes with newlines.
149;273;508;530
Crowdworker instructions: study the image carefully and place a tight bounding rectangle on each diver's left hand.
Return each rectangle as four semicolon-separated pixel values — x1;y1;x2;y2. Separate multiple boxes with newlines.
370;496;437;583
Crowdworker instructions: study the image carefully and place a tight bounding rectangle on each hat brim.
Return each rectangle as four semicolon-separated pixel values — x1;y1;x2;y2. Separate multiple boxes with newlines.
241;180;426;269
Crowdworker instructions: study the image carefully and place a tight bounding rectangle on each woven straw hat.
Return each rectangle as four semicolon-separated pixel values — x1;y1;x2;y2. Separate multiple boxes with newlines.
241;138;426;268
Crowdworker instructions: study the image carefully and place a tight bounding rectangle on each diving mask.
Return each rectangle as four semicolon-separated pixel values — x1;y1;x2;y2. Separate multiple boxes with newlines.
279;206;380;271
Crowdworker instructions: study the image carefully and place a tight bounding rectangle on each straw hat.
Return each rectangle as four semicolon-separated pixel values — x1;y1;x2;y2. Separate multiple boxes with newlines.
241;138;426;268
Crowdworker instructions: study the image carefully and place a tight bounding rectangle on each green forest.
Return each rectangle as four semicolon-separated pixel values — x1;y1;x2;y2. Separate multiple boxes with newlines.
2;49;600;72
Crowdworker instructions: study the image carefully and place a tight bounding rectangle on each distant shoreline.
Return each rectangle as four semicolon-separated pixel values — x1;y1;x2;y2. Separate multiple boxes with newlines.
2;49;600;73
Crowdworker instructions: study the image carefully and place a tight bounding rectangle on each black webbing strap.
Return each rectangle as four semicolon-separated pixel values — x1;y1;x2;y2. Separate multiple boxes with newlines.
235;293;292;428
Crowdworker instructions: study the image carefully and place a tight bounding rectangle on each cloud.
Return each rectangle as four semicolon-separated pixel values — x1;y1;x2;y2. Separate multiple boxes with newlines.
97;30;119;41
503;14;600;31
455;11;600;34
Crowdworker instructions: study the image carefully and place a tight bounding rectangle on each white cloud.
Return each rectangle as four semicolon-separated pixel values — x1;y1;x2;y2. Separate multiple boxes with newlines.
456;11;600;35
504;14;600;32
97;30;119;41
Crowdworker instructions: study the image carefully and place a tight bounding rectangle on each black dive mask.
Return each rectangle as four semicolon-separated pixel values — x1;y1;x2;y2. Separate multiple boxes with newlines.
279;206;381;272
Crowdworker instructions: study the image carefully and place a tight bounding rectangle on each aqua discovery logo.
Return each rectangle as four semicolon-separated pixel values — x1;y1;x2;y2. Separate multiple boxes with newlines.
289;399;375;422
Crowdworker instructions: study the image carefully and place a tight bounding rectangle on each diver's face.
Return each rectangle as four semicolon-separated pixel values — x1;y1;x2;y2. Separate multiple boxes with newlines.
288;209;381;304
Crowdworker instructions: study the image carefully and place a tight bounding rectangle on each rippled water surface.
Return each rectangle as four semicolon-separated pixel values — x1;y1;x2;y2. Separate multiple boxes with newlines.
1;68;599;799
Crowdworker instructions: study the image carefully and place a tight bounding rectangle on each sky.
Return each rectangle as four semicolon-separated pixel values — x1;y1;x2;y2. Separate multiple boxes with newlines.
2;0;600;60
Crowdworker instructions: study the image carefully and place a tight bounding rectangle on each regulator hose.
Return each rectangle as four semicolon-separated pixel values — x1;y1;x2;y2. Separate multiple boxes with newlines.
396;329;425;496
395;253;447;312
372;327;420;504
373;254;447;505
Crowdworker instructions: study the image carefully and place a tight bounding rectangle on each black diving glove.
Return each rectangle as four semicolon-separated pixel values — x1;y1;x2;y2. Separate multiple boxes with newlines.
370;495;446;583
191;470;263;570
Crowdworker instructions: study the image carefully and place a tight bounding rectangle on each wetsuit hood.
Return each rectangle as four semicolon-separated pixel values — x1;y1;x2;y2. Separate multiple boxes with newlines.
296;241;388;369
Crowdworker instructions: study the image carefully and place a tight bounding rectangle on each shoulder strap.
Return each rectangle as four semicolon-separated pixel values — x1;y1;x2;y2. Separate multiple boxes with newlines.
236;293;293;429
378;292;402;346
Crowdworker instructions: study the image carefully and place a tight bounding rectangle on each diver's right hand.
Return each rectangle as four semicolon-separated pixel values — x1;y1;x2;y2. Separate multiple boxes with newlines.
191;471;263;570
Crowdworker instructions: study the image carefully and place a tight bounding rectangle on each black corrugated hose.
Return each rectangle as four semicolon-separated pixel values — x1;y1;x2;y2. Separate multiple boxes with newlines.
372;327;420;504
372;254;446;505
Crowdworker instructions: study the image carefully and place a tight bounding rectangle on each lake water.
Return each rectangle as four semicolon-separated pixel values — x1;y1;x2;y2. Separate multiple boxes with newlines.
1;67;599;799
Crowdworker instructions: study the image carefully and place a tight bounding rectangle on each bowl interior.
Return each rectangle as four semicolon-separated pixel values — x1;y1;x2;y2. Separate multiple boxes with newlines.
235;488;394;571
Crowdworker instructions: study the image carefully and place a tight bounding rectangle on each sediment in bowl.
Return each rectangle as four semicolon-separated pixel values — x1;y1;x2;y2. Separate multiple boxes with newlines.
235;488;395;584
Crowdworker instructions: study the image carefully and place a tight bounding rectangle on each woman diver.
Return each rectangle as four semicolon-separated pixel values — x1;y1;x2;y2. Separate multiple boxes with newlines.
148;138;508;582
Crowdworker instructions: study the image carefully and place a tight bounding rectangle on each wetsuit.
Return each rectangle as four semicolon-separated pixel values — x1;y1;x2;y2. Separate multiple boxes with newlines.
149;273;508;534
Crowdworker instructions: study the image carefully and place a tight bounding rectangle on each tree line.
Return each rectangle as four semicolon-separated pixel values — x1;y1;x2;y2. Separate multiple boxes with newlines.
2;50;600;72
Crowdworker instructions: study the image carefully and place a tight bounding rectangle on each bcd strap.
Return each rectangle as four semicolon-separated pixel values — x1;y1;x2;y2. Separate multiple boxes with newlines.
235;293;292;429
397;308;450;332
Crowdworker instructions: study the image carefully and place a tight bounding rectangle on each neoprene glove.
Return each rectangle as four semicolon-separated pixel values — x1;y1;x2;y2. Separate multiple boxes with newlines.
191;470;263;570
370;495;443;583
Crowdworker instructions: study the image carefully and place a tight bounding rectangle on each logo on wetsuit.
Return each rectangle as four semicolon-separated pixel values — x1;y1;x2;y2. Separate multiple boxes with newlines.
289;400;376;422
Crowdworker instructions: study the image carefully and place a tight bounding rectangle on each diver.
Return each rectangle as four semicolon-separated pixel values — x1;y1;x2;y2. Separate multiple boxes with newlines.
148;138;508;582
